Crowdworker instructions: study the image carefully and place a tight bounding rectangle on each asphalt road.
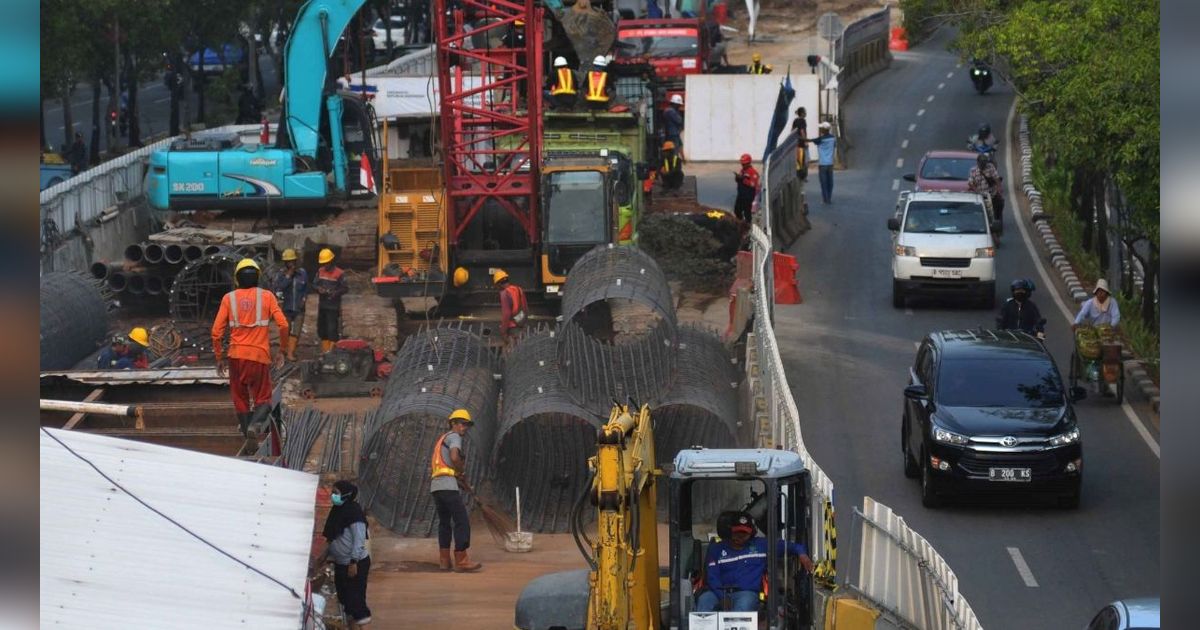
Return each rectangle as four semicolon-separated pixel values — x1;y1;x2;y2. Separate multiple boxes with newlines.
753;28;1161;629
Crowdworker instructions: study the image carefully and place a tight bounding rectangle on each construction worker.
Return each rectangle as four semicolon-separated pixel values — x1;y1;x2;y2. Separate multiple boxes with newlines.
584;55;612;109
696;512;813;612
211;258;289;439
548;56;577;110
747;52;773;74
733;153;760;223
663;94;685;158
97;335;135;369
659;140;684;192
314;248;348;354
125;326;156;368
273;248;308;361
431;409;482;572
494;269;528;345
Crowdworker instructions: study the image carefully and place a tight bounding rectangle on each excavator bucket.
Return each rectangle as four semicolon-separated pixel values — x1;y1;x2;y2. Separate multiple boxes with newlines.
558;0;616;70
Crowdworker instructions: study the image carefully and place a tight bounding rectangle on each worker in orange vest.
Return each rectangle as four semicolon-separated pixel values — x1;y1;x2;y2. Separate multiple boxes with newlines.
314;248;348;353
431;408;482;572
494;269;528;346
548;56;577;110
212;258;289;438
659;140;684;192
584;55;612;110
747;52;773;74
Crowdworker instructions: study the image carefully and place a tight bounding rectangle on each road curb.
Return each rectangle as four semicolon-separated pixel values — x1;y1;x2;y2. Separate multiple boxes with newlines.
1016;116;1158;414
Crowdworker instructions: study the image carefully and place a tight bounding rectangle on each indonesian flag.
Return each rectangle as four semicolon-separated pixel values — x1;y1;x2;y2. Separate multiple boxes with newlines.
359;153;376;195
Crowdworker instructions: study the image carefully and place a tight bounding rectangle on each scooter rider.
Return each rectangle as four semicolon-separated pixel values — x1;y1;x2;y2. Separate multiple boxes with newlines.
968;123;998;153
996;279;1045;338
967;152;1005;225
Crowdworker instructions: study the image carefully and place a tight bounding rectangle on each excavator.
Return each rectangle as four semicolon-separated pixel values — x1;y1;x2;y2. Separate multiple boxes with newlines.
515;404;816;630
147;0;381;211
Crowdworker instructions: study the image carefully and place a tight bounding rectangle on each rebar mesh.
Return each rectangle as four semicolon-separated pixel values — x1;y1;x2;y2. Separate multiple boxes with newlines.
40;272;110;370
168;250;269;322
358;323;500;536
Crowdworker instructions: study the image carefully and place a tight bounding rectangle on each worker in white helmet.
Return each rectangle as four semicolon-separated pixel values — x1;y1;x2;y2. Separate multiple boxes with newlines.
585;54;612;110
548;56;577;110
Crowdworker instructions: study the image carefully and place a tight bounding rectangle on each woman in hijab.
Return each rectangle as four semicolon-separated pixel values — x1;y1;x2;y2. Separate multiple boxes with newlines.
316;480;372;627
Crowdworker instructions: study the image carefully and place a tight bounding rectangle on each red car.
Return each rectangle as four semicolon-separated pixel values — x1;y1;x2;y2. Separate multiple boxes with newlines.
903;150;980;192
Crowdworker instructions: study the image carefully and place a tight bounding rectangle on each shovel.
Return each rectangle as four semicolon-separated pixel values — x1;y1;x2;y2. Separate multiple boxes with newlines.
504;486;534;553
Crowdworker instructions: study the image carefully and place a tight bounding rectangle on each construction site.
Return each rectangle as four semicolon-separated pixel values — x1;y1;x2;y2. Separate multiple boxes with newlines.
39;1;917;629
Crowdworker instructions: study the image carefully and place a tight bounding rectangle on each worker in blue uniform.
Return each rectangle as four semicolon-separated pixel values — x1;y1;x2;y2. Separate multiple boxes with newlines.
696;512;814;612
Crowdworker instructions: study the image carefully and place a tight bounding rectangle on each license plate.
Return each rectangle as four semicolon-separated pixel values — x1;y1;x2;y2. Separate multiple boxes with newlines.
989;467;1032;482
932;268;964;277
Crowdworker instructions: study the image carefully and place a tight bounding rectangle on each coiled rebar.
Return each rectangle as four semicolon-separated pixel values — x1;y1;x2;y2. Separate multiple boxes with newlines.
40;272;110;370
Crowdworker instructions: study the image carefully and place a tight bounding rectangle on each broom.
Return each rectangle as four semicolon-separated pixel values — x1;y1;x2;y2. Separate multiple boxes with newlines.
461;483;517;547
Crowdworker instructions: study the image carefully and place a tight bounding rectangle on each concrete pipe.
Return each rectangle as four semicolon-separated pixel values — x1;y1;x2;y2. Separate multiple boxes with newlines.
124;243;145;263
144;275;165;296
493;326;605;533
358;323;500;536
183;244;204;261
126;273;147;295
40;272;109;370
163;244;185;264
106;271;129;292
557;244;679;407
143;243;165;264
90;262;121;280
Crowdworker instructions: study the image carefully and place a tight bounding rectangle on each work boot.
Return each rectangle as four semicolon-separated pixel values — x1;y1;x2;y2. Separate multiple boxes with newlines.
438;548;453;571
236;412;252;436
453;550;482;572
321;339;334;353
247;405;272;437
285;336;298;362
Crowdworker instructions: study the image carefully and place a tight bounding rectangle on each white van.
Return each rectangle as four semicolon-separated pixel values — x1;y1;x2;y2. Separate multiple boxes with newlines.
888;191;998;308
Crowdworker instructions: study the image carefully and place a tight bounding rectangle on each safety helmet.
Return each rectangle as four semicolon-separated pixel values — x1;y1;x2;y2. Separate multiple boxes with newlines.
669;94;684;105
730;511;756;534
318;248;335;264
128;327;149;347
554;56;568;68
706;210;725;220
739;153;752;164
979;123;991;136
515;18;525;26
111;334;127;346
593;55;608;68
234;258;261;287
662;140;676;151
976;152;991;166
235;258;261;274
453;266;469;287
1010;278;1034;295
493;269;509;285
751;52;762;62
449;408;474;425
281;248;298;262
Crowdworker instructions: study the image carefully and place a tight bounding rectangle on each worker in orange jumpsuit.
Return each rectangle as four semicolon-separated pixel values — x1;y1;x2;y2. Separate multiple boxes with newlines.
212;258;289;439
494;269;527;346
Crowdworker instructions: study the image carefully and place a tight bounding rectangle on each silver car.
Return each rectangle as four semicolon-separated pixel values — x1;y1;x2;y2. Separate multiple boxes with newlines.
1085;598;1160;630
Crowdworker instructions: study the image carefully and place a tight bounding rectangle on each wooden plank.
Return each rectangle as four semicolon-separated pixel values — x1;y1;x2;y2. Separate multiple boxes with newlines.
61;388;105;431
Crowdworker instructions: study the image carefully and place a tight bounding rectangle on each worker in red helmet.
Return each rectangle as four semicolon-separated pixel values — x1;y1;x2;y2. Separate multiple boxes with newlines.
732;153;759;223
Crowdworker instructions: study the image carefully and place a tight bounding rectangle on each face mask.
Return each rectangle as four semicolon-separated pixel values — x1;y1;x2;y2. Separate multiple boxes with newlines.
331;492;344;506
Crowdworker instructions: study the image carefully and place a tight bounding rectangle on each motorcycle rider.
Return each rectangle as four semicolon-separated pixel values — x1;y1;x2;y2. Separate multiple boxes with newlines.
967;152;1005;226
996;279;1045;338
969;58;993;93
967;123;997;153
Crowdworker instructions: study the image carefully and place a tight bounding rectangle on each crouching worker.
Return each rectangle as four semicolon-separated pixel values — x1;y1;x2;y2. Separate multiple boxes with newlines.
212;258;289;439
695;512;814;612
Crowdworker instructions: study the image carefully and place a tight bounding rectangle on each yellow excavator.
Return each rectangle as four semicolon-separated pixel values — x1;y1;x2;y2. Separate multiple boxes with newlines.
514;404;817;630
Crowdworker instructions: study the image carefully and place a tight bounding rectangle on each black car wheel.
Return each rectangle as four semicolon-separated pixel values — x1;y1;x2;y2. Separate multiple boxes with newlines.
902;416;919;479
920;450;942;508
1059;486;1081;509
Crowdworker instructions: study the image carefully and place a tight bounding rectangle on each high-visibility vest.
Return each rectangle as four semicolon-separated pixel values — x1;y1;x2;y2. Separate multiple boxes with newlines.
585;71;610;102
227;288;270;328
430;431;458;479
550;68;576;96
662;155;681;173
749;62;769;75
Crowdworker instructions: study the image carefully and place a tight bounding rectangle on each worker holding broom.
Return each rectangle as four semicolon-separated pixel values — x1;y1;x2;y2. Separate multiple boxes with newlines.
430;408;483;572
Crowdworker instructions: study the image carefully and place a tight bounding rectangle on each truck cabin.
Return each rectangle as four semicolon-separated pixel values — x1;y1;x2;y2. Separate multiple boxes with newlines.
668;449;815;629
541;157;617;284
616;22;707;85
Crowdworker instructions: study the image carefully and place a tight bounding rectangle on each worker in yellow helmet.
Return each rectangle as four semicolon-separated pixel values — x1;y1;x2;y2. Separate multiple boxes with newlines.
431;408;482;572
125;326;156;368
494;269;528;346
314;248;347;354
747;52;773;75
211;258;289;440
272;248;308;361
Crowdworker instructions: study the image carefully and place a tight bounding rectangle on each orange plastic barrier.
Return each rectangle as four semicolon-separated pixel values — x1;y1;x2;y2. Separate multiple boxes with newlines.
772;253;802;304
889;26;909;51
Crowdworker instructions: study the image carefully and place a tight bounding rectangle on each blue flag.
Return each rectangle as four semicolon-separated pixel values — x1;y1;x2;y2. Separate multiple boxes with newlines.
762;71;795;162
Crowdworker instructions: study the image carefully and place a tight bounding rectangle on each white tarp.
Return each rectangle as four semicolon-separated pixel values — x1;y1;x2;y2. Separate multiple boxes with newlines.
347;75;484;119
682;73;820;162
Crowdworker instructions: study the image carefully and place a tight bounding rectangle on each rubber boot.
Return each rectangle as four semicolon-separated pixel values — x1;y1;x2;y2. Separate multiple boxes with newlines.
247;404;272;437
321;339;335;354
236;412;252;436
286;336;298;362
438;548;453;571
453;550;482;572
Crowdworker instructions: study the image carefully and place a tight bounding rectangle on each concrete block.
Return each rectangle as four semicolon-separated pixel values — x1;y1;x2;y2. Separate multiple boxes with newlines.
1151;396;1159;413
1071;289;1088;301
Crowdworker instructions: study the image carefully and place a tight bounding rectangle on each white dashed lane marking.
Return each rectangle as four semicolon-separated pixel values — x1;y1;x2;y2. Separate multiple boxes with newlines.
908;123;917;132
917;109;925;117
1007;547;1039;588
896;158;904;168
937;82;945;90
927;94;935;102
892;179;900;191
947;71;954;78
901;139;909;149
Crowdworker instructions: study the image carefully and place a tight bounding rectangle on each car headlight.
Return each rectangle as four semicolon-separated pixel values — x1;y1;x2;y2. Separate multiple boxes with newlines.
894;245;917;257
974;247;995;258
933;426;970;445
1048;427;1080;447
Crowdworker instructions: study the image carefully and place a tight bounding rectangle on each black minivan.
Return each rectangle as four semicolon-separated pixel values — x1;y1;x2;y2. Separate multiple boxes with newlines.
901;329;1084;508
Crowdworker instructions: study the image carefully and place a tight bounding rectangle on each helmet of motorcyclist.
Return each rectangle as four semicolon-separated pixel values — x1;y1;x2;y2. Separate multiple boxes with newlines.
979;123;991;137
1010;278;1034;298
977;152;991;167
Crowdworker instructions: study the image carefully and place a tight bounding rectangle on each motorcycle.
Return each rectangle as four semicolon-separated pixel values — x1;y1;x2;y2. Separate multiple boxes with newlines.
966;134;998;155
969;60;993;94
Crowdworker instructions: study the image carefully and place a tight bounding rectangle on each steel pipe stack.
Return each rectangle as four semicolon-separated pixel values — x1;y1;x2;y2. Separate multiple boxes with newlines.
358;323;500;536
493;326;605;533
40;272;110;370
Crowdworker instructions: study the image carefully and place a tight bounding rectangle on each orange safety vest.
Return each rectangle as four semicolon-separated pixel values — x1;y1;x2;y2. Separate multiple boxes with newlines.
585;71;610;102
749;62;769;75
500;284;528;329
550;67;576;96
430;431;458;479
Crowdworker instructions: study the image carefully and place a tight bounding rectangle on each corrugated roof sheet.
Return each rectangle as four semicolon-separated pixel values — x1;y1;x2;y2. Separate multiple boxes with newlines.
40;428;319;629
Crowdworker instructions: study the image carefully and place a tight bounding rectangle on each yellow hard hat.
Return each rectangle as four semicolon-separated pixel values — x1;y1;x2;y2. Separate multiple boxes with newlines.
492;269;509;285
235;258;261;273
281;248;298;261
706;210;725;220
752;52;762;62
128;327;149;347
318;248;335;264
662;140;676;150
453;267;469;287
449;408;474;424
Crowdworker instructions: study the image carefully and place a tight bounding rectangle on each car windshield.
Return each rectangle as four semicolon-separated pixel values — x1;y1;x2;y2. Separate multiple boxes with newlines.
938;358;1065;408
618;28;700;58
920;157;975;181
903;201;987;234
546;170;607;244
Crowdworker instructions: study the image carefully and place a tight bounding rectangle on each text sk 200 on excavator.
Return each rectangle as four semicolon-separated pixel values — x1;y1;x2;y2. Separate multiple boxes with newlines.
515;404;816;630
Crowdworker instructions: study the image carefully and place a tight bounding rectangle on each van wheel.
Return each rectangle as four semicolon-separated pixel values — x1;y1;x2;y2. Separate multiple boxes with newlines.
902;418;919;479
921;452;942;508
892;280;906;308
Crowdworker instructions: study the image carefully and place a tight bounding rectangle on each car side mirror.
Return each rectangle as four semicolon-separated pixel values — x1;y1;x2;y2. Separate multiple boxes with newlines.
902;173;916;182
887;217;901;231
904;384;928;400
1070;386;1088;403
990;220;1001;233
